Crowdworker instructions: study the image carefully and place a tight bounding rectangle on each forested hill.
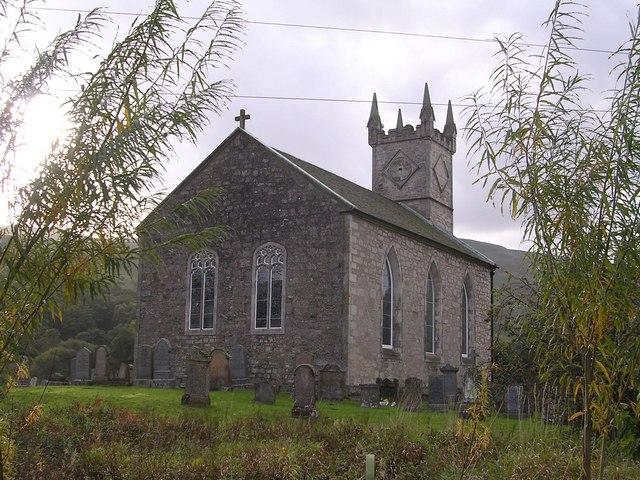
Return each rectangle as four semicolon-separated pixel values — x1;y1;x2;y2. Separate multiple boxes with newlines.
460;238;531;290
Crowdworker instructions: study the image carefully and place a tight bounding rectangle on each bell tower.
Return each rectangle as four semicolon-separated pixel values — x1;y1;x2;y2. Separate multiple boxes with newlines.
367;83;457;232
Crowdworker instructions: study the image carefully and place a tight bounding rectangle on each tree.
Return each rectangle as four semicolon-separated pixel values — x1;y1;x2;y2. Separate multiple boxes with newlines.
0;0;242;394
464;2;640;478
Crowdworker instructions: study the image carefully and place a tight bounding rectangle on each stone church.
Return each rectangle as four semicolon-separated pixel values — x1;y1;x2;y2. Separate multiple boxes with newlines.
136;83;496;391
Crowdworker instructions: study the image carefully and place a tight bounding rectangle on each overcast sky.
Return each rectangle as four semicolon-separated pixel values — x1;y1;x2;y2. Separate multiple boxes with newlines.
10;0;639;249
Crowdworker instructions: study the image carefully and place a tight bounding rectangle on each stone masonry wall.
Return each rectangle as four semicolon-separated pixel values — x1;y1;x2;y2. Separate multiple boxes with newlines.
346;214;492;387
137;130;349;386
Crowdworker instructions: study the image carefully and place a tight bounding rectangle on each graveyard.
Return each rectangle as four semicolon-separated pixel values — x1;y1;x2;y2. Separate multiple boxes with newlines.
2;385;639;479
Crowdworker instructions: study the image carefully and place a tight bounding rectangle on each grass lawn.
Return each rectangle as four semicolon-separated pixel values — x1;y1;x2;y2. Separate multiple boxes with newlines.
1;385;638;479
4;384;559;438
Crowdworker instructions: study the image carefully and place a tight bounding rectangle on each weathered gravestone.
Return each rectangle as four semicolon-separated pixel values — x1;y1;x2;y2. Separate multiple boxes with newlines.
458;372;478;419
134;344;153;386
29;377;37;387
428;375;446;411
291;364;317;417
440;364;459;404
229;344;250;388
319;364;346;401
376;377;399;402
94;346;108;383
400;377;423;412
209;349;231;390
76;347;91;382
69;356;77;382
360;383;380;408
153;338;174;387
254;381;276;404
181;356;211;406
505;385;523;418
118;363;130;384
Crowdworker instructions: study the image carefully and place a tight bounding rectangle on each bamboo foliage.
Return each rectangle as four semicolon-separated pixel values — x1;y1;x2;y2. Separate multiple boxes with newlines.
0;0;243;390
464;1;640;478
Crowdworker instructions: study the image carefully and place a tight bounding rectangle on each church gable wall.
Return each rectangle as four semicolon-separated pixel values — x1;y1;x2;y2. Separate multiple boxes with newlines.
346;214;491;387
137;131;349;385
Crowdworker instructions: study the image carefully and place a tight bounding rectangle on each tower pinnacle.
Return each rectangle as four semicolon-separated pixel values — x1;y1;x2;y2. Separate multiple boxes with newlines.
419;83;435;128
395;108;403;131
367;93;383;130
443;100;457;138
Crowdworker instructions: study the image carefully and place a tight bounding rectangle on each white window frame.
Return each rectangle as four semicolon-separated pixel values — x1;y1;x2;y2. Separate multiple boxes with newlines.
425;273;436;354
252;243;286;333
186;251;217;333
382;257;394;349
461;282;470;358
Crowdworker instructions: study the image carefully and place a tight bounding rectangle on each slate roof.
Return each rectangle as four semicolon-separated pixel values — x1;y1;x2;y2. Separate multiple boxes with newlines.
259;141;496;267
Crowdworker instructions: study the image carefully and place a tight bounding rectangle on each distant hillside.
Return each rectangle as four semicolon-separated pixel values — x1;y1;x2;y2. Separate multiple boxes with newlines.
460;238;531;290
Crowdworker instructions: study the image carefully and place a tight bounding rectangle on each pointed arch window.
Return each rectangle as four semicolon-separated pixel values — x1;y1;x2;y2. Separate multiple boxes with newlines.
425;271;437;354
382;257;394;348
188;251;217;331
253;243;285;330
461;282;470;357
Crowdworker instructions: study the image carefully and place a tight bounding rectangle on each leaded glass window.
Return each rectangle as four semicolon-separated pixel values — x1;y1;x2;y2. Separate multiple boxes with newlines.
461;282;469;357
382;257;393;348
425;273;436;354
254;243;285;330
188;251;217;330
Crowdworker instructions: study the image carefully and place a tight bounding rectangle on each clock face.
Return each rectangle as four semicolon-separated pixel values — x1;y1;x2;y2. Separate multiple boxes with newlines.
383;150;418;189
432;154;450;193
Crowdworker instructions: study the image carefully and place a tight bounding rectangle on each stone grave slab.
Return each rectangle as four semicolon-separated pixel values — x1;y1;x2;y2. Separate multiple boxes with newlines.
291;364;317;417
506;384;523;418
209;349;231;390
181;357;211;406
76;347;91;382
376;377;399;402
94;346;108;383
400;377;423;412
229;344;250;387
360;383;380;408
428;375;447;412
319;364;346;402
254;381;276;404
134;344;153;386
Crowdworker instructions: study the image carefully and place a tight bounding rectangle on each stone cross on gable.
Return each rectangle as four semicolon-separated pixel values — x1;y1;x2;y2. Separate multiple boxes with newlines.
235;109;250;129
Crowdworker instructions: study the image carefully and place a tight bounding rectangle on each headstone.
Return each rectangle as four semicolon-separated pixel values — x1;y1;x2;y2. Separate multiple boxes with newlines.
229;344;249;387
118;363;129;382
506;385;523;418
440;364;459;404
209;349;231;390
428;375;446;411
463;373;477;402
376;378;399;402
181;356;211;406
319;364;346;401
294;351;314;367
291;364;317;417
458;373;478;419
134;344;153;386
153;338;172;379
76;347;91;381
94;346;108;383
69;356;77;381
360;383;380;408
29;377;37;387
400;377;423;412
254;381;276;404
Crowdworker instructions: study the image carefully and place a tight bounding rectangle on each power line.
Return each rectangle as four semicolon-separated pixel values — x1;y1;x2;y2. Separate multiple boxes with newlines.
51;89;609;113
33;5;618;55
